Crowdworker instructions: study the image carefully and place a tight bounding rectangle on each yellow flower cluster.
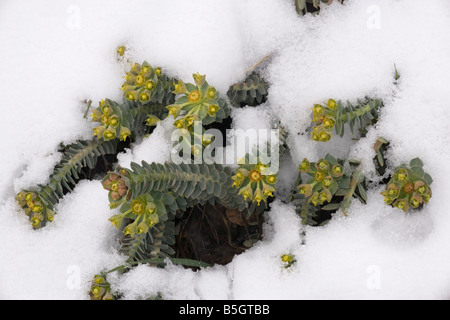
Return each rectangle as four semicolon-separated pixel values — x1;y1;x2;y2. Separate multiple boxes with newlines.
122;61;161;104
91;99;131;142
232;163;277;206
15;191;54;228
311;99;337;142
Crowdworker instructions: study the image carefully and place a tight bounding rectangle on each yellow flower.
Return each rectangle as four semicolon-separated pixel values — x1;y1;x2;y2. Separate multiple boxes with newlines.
103;128;116;141
30;213;43;228
319;131;331;142
192;73;206;87
137;221;149;234
139;91;150;103
316;159;329;171
238;185;253;201
145;80;155;91
253;189;264;205
91;286;104;299
314;171;325;182
91;109;102;122
146;202;157;215
323;117;335;130
141;63;152;75
298;184;312;197
93;125;106;139
94;275;105;284
32;204;43;213
109;116;120;127
249;170;262;183
146;115;160;127
125;91;137;102
322;177;332;188
26;193;34;202
173;79;187;94
109;214;124;229
265;175;277;184
135;74;145;86
262;184;276;198
394;199;408;212
206;87;217;100
327;99;337;110
174;119;186;129
131;200;145;215
188;90;201;103
281;254;293;263
185;114;198;127
116;46;126;57
312;104;324;115
299;158;310;172
208;104;220;116
119;127;131;141
147;213;159;227
101;114;110;125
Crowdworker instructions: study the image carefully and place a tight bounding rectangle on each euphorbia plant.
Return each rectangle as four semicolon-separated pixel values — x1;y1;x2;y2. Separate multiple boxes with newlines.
310;98;383;142
381;158;432;212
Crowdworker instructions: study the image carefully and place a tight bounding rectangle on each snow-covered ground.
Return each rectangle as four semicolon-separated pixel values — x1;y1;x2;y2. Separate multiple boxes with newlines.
1;0;450;299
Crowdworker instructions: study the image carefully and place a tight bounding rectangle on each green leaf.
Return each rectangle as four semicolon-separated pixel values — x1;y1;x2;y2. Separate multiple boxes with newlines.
423;173;433;185
410;158;424;168
357;183;367;202
321;203;341;211
185;83;197;92
324;153;337;164
338;176;351;189
411;166;425;178
329;180;339;196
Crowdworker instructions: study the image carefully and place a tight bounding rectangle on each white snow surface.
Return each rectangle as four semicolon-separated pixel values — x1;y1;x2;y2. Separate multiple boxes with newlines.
1;0;450;299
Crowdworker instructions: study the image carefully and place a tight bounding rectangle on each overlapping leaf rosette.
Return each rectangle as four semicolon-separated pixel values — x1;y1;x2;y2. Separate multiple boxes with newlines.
381;158;432;212
296;154;347;207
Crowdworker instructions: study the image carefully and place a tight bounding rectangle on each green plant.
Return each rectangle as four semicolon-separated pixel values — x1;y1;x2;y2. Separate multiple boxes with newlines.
91;98;168;142
231;153;278;209
381;158;432;212
102;162;253;263
89;274;114;300
310;98;383;142
15;138;118;228
11;27;433;299
227;72;269;108
122;61;175;106
291;153;366;225
281;254;296;269
294;0;344;16
167;74;230;130
373;137;390;176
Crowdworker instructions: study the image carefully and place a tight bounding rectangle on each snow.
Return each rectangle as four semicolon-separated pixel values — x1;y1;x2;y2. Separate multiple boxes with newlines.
1;0;450;300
